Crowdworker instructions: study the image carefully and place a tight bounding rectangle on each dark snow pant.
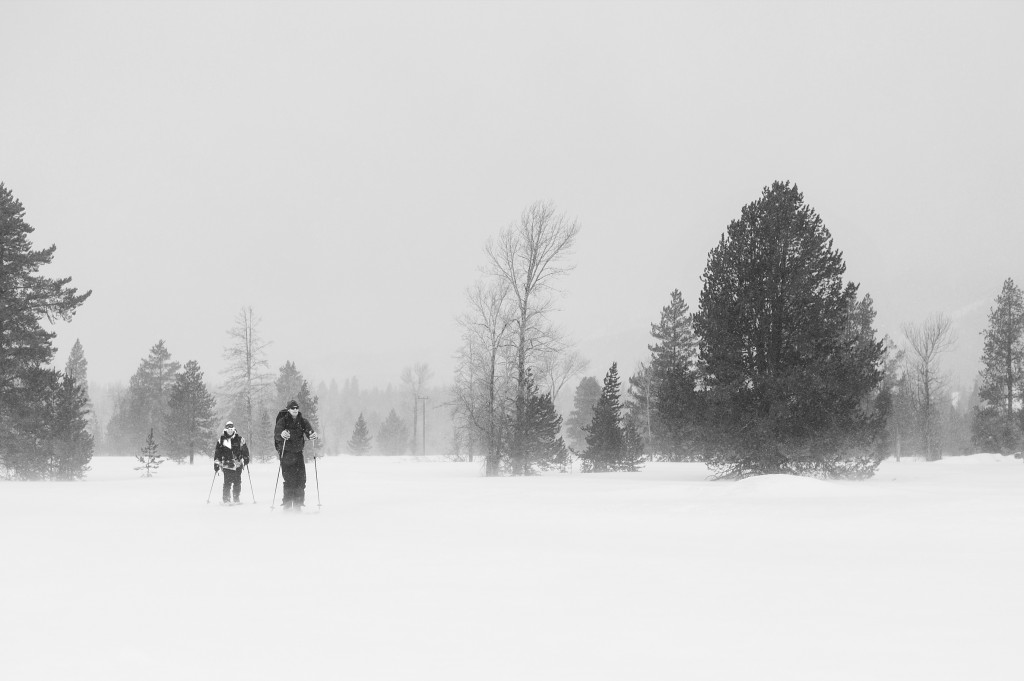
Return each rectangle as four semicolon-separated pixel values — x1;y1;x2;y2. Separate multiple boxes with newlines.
281;455;306;509
222;468;242;502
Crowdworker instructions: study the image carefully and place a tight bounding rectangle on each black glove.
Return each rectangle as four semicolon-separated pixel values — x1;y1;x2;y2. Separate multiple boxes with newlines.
214;463;220;472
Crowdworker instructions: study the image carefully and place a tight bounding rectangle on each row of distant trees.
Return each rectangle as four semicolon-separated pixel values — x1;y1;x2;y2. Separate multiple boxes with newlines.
92;308;442;460
5;178;1019;480
455;184;1021;479
102;332;322;463
197;306;442;458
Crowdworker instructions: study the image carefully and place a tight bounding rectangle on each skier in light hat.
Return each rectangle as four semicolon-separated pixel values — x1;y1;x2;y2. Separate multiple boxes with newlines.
214;421;250;505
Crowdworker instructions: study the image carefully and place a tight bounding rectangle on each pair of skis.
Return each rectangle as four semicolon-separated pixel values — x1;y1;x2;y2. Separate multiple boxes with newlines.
205;464;257;505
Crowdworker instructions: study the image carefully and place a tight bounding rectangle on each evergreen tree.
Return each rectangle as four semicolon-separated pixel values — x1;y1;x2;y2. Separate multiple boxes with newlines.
581;363;626;472
4;367;60;479
347;413;373;454
254;404;274;462
377;409;410;455
106;341;180;454
565;376;601;452
65;339;88;386
0;184;91;472
105;385;139;455
3;368;93;480
64;338;95;441
49;373;94;480
972;278;1024;453
693;181;885;479
519;371;569;473
295;380;320;431
621;416;646;472
275;361;304;408
165;360;218;464
135;428;164;477
647;290;700;460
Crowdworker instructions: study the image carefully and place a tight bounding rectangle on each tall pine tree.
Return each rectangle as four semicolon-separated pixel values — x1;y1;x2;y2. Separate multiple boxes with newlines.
0;184;91;476
621;417;646;471
972;278;1024;453
165;360;218;464
47;373;94;480
106;341;180;454
275;361;304;408
254;404;275;461
565;376;601;453
377;409;409;455
581;362;626;472
647;290;699;460
295;380;320;431
64;338;96;444
518;370;568;474
65;339;88;386
693;181;885;479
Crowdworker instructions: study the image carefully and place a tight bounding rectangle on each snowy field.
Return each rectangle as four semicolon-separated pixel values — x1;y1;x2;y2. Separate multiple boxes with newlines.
3;454;1023;681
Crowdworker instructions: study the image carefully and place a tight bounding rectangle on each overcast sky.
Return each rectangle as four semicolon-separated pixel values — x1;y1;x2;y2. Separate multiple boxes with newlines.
2;0;1022;395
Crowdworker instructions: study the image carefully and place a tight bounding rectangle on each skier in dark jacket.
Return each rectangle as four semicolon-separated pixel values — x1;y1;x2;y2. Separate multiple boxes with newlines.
214;421;250;505
274;399;318;511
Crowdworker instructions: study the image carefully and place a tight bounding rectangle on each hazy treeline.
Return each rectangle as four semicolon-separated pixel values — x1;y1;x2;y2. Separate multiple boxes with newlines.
311;373;452;456
87;326;453;461
3;180;1018;480
453;184;1014;479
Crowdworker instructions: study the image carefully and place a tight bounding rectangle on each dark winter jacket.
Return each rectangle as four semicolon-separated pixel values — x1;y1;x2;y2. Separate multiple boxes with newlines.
274;410;315;461
214;431;250;470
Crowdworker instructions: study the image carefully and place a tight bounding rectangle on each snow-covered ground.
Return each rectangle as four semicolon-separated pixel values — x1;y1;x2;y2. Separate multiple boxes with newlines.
3;453;1023;680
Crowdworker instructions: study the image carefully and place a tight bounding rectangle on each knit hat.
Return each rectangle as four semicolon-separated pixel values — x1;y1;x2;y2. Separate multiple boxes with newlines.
287;400;299;409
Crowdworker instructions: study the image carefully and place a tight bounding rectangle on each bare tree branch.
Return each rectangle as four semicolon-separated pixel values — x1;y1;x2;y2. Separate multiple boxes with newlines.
902;313;956;459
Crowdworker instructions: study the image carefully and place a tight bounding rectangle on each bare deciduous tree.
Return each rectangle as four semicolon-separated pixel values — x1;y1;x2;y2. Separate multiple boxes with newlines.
401;362;433;454
451;279;515;475
625;361;654;454
485;201;580;475
221;307;273;456
535;345;588;402
902;313;956;460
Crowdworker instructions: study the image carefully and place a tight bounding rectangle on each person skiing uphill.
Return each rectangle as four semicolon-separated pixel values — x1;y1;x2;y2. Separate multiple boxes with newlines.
274;399;318;511
214;421;250;505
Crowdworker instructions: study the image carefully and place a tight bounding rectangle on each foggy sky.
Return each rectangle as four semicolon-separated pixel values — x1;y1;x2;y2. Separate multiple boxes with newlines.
2;0;1021;394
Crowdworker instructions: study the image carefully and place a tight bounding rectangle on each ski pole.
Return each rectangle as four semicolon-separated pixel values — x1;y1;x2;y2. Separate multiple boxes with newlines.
206;467;219;504
245;462;257;504
312;436;321;510
270;444;283;510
